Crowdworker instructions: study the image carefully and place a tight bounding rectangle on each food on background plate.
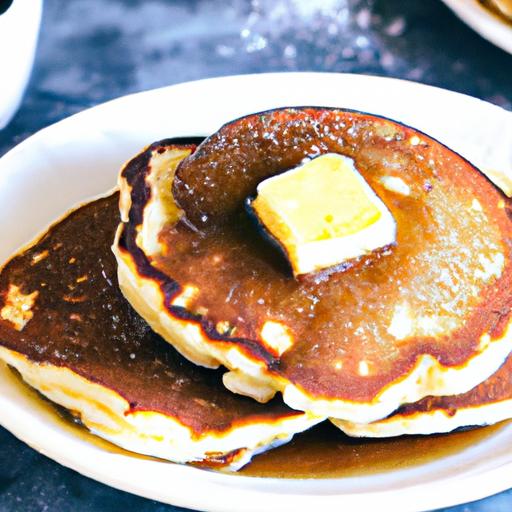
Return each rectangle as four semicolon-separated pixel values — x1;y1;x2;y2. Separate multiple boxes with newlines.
115;108;512;426
0;194;320;470
481;0;512;21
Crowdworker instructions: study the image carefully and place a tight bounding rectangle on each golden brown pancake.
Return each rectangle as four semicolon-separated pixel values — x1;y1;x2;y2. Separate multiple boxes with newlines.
335;354;512;437
481;0;512;21
114;109;512;424
0;192;321;470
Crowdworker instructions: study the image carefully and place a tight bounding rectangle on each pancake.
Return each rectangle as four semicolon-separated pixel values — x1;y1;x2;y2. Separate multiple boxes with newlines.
335;354;512;437
0;193;321;470
481;0;512;21
114;109;512;424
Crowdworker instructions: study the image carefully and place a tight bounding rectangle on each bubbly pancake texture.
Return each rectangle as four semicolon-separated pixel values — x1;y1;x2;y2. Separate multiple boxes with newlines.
334;354;512;437
0;192;321;470
115;109;512;424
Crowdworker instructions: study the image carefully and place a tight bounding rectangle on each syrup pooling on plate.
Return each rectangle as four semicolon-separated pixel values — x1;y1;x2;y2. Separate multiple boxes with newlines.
239;421;509;478
153;109;512;402
6;364;507;479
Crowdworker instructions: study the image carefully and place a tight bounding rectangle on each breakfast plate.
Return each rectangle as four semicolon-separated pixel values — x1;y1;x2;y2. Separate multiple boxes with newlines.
441;0;512;54
1;73;512;512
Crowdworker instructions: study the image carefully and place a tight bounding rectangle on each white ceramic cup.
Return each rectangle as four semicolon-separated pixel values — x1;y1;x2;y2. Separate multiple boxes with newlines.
0;0;43;129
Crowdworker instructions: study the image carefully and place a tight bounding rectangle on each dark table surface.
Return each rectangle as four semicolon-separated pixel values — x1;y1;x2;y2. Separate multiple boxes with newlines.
0;0;511;511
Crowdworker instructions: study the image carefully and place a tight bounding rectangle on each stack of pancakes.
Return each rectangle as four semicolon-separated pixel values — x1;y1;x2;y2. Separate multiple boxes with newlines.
1;108;512;471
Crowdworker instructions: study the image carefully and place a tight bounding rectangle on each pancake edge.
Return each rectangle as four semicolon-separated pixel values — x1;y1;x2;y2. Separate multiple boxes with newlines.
0;345;321;470
331;398;512;438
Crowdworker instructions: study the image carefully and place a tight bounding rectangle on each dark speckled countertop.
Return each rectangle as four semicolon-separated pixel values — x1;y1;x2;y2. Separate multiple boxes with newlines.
0;1;511;511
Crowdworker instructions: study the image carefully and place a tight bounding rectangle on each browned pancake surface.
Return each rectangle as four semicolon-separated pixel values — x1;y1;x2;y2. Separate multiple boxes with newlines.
139;109;512;403
0;194;301;435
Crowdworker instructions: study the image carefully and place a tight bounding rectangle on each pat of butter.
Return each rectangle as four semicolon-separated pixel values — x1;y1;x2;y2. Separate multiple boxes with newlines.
251;153;396;276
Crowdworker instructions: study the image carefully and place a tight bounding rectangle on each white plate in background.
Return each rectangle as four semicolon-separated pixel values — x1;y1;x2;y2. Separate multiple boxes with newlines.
0;73;512;512
441;0;512;54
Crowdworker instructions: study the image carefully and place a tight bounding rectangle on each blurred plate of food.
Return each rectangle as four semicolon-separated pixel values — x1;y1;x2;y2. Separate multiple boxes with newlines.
441;0;512;54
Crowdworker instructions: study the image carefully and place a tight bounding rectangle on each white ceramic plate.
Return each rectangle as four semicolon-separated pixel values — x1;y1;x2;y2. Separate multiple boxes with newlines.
1;73;512;512
441;0;512;54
